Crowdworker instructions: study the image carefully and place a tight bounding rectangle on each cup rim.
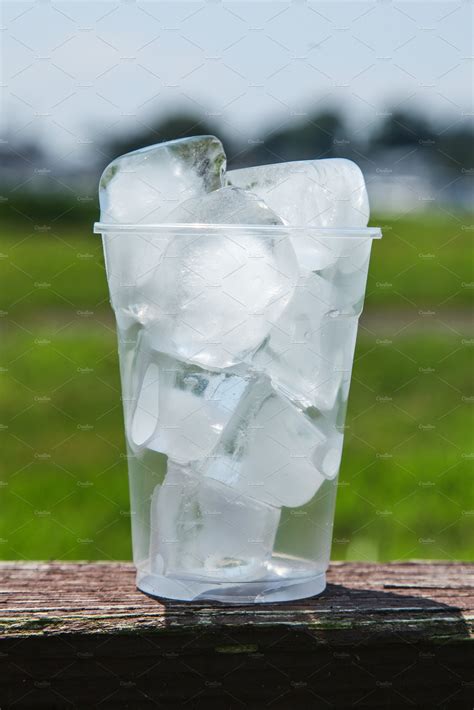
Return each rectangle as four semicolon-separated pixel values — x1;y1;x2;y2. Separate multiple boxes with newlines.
93;222;382;239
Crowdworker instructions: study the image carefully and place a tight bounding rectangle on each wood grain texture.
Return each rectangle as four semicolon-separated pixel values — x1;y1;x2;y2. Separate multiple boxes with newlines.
1;562;473;708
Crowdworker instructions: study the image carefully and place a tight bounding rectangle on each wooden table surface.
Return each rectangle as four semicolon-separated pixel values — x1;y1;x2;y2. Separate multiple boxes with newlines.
1;561;473;708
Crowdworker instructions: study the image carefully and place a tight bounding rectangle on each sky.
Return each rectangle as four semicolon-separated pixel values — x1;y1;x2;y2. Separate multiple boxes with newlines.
1;0;473;165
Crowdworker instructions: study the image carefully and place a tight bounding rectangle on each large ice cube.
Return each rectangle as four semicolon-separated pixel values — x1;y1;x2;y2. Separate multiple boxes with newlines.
99;136;226;224
228;159;370;272
149;461;280;581
149;188;299;369
202;382;330;508
99;137;227;332
252;283;359;413
129;351;252;463
228;158;369;228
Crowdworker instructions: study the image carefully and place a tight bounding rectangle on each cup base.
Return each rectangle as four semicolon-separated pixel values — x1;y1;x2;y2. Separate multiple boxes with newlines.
136;555;327;604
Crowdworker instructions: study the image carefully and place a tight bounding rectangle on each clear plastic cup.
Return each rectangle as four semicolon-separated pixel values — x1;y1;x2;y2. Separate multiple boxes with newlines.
94;222;381;603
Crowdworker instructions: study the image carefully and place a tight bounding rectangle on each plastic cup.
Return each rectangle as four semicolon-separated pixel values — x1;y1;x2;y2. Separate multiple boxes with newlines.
94;222;381;603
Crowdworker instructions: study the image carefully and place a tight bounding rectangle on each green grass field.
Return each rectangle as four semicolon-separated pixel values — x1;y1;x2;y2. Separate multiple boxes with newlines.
1;208;473;562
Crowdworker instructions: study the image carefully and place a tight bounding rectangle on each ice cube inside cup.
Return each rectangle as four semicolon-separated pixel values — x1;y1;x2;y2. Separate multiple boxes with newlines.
150;462;281;583
95;136;381;603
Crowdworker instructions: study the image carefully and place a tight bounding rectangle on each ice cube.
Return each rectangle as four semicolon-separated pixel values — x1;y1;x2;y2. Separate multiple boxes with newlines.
101;228;171;334
99;137;227;332
99;136;226;224
203;382;329;508
228;159;370;271
130;352;252;463
317;248;372;317
305;406;345;480
251;263;361;413
149;461;280;581
286;231;372;275
228;158;369;228
131;361;160;447
149;189;299;369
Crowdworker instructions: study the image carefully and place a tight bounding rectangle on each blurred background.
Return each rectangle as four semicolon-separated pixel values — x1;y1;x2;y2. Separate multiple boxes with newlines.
1;0;473;563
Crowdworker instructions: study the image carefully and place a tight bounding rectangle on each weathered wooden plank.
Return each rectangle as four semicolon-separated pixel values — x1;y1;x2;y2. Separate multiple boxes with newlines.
0;562;473;708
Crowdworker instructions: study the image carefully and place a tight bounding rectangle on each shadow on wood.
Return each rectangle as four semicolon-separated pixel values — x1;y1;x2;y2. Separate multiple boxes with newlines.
0;562;473;708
